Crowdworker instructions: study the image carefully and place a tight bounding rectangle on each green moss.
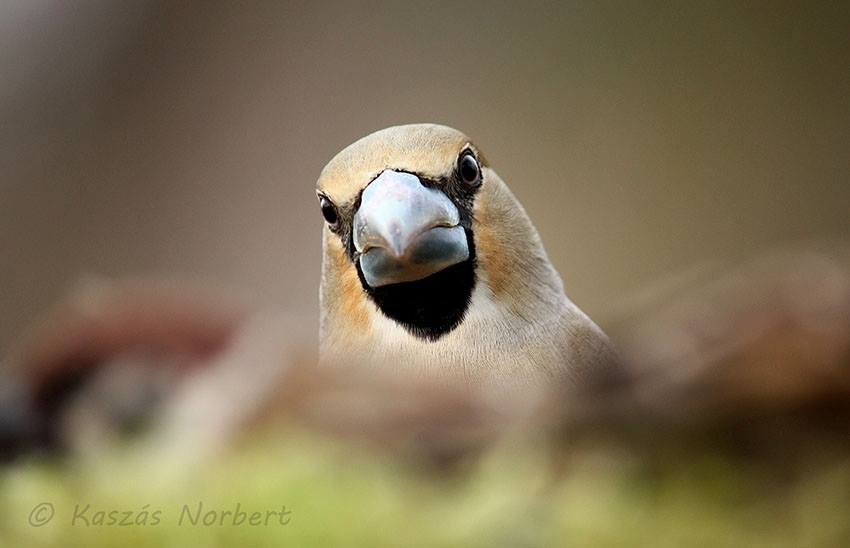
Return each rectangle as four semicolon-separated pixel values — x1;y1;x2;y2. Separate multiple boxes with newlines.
1;428;848;547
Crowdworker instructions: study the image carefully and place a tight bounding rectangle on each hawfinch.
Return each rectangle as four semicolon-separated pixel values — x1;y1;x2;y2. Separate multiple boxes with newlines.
316;124;617;387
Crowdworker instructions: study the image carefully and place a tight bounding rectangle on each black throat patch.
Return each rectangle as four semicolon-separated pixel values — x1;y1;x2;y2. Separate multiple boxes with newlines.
355;229;477;341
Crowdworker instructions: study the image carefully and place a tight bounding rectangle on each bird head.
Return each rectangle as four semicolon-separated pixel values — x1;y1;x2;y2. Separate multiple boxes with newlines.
316;124;563;343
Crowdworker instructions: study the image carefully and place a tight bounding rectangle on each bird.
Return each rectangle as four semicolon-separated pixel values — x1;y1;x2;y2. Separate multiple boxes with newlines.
316;124;618;387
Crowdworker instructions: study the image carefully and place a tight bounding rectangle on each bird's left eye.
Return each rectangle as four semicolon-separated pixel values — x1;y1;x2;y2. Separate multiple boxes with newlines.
318;194;339;228
458;151;481;186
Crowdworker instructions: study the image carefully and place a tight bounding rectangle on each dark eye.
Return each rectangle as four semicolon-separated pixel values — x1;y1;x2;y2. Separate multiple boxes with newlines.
318;194;339;227
458;151;481;186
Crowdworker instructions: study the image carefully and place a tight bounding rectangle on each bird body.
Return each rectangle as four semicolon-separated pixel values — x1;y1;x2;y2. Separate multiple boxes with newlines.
317;124;615;387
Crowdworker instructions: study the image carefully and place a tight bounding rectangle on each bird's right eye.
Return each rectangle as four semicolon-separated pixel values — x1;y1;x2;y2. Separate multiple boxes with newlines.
318;195;339;228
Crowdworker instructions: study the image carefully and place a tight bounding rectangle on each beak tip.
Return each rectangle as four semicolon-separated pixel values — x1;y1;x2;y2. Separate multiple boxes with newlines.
387;238;409;259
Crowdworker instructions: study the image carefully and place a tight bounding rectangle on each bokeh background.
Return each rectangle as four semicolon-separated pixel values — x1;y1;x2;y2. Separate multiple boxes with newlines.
2;0;848;353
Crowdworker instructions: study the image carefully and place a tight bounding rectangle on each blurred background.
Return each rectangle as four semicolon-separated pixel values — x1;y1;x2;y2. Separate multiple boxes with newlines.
2;3;850;546
3;1;848;354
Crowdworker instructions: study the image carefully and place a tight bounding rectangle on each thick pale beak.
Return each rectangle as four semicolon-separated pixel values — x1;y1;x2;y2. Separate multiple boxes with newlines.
354;170;469;287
